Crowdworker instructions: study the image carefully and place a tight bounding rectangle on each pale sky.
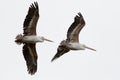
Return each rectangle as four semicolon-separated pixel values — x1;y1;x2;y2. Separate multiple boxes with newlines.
0;0;120;80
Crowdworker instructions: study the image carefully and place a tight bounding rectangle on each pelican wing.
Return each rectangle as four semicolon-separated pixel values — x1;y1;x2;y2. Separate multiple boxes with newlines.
51;44;70;62
67;12;85;42
23;2;39;36
23;43;38;75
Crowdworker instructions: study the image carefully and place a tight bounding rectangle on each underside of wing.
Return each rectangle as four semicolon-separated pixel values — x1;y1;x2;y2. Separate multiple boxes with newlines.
23;43;38;75
51;44;70;62
67;12;85;42
23;2;39;36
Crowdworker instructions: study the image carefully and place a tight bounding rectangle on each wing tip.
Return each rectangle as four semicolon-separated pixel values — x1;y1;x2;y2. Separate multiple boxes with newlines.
51;54;59;62
29;1;39;10
75;12;83;18
34;1;39;9
51;56;60;62
77;12;82;17
75;12;85;25
27;64;37;75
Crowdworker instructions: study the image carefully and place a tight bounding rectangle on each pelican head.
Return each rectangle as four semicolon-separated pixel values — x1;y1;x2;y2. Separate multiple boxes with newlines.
40;36;53;42
83;44;96;51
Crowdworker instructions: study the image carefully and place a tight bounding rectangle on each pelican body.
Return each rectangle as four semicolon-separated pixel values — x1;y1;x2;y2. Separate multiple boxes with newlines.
23;36;44;43
15;2;53;75
16;35;53;44
51;12;96;62
68;43;86;50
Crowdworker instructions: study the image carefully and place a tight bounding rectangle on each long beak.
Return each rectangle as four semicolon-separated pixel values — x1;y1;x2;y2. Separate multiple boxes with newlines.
44;38;54;42
85;46;96;51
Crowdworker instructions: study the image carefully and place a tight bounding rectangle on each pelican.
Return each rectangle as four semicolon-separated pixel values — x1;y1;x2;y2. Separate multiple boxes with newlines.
15;2;53;75
51;12;96;62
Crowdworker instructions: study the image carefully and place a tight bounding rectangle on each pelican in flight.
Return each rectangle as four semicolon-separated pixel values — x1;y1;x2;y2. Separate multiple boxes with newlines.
51;12;96;62
15;2;53;75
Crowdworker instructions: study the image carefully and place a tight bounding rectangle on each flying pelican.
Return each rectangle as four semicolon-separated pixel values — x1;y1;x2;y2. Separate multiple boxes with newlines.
15;2;53;75
51;12;96;62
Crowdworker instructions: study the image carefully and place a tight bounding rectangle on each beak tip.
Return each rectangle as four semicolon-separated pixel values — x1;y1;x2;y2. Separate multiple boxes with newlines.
85;46;96;51
49;40;54;42
44;38;54;42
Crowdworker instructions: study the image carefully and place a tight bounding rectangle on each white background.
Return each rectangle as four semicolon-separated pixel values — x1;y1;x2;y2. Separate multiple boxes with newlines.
0;0;120;80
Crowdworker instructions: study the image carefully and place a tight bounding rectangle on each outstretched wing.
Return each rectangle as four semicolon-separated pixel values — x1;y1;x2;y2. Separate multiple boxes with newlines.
51;41;70;62
23;2;39;36
51;45;70;62
67;12;85;42
23;43;38;75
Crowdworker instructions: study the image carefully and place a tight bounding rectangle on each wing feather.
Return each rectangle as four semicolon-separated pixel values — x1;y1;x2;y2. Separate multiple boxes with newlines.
23;2;39;36
67;12;85;42
51;40;70;62
23;43;38;75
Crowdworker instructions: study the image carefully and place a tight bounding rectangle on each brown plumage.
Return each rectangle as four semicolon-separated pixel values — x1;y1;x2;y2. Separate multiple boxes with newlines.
67;12;85;42
23;2;39;36
15;2;39;75
23;44;37;75
15;34;23;45
51;40;70;61
22;2;39;75
51;12;86;62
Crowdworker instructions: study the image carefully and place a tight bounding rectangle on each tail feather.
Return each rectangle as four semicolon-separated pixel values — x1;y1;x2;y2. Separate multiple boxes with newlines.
15;34;23;45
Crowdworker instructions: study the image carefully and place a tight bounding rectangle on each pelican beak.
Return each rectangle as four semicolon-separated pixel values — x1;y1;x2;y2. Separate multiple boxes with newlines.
44;38;54;42
85;46;96;51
